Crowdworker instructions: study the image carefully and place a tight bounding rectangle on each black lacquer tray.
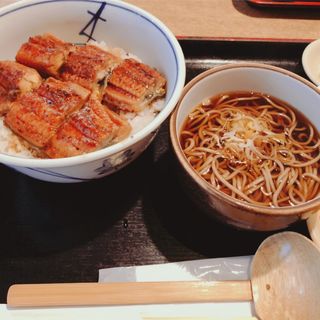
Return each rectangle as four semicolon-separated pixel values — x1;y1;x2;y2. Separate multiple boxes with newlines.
0;39;311;303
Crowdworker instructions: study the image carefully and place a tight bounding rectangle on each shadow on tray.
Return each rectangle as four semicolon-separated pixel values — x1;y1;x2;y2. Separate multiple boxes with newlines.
0;154;146;258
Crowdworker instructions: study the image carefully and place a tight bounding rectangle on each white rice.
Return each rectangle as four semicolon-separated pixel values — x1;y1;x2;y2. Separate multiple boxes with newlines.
124;99;164;135
0;42;165;158
0;117;35;158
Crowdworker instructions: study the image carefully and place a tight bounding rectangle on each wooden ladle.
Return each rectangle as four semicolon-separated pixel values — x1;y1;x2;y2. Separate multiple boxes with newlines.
7;232;320;320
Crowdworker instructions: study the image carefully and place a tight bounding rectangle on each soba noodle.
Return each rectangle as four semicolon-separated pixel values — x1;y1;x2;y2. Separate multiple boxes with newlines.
180;92;320;207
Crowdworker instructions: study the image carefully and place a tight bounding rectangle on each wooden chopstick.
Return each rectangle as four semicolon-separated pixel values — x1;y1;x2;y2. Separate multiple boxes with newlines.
7;281;253;308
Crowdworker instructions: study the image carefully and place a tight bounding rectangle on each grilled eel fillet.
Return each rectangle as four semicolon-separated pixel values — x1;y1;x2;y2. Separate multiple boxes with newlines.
5;33;165;158
5;77;90;148
60;44;121;91
103;58;166;113
44;98;131;158
16;33;73;77
0;61;42;115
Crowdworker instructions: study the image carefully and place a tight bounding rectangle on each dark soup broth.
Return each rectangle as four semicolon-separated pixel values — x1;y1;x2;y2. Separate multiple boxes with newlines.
180;91;320;207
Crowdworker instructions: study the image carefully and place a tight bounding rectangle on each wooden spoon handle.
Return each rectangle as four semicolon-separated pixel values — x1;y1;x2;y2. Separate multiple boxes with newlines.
307;210;320;248
7;280;252;308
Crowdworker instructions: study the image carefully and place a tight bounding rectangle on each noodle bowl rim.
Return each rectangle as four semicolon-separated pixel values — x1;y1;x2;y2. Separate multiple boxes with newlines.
170;63;320;216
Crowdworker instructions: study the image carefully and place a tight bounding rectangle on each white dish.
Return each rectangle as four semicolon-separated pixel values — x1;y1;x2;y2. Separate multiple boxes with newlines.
302;38;320;86
0;0;186;182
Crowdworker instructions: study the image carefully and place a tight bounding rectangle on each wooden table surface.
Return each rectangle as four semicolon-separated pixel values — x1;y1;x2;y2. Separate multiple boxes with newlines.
1;0;320;41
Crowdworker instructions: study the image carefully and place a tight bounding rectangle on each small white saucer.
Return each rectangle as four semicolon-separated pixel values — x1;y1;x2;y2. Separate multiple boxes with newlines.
302;39;320;86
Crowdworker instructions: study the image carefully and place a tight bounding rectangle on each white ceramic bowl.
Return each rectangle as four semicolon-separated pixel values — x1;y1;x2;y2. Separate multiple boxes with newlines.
170;63;320;231
302;38;320;86
0;0;185;182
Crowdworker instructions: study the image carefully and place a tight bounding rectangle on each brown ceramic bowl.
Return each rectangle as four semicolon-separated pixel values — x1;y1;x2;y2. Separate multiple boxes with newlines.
170;63;320;231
